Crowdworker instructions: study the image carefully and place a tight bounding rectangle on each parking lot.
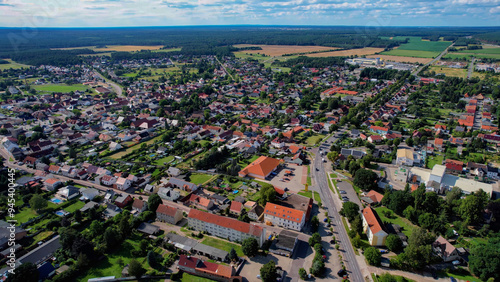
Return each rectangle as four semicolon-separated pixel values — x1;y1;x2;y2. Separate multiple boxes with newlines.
269;163;306;193
239;253;293;282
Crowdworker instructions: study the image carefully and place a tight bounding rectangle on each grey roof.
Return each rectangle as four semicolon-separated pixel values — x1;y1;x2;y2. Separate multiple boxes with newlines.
80;201;99;212
167;167;181;175
18;235;61;265
210;194;229;203
234;196;246;203
15;176;35;185
137;222;160;235
165;233;198;252
275;230;298;250
104;204;121;218
192;243;229;261
168;177;198;190
0;221;25;247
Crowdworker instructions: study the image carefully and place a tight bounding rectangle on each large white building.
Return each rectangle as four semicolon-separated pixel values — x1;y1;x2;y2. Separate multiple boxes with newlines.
396;148;418;166
362;206;388;246
188;209;266;247
263;203;306;231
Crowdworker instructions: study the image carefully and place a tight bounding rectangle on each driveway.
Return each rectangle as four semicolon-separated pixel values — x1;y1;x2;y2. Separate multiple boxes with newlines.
269;163;305;193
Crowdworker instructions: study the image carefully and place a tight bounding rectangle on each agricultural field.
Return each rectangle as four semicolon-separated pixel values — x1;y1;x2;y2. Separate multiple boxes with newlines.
366;54;432;64
381;36;451;58
52;45;165;52
0;59;31;70
305;47;384;57
32;83;93;94
428;65;468;78
459;47;500;54
233;44;338;56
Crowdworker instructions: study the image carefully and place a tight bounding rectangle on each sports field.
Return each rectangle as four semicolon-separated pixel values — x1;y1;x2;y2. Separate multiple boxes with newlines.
33;83;92;93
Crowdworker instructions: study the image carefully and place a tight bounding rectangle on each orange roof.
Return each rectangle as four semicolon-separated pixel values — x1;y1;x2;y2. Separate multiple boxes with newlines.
156;204;179;217
366;190;384;203
185;194;212;208
239;156;280;178
264;202;304;223
289;145;301;154
230;201;243;213
44;178;60;185
435;138;444;145
188;209;264;237
411;184;418;192
48;165;60;172
362;206;385;234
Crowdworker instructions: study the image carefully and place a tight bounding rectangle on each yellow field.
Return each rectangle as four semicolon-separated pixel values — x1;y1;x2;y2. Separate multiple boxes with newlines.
233;44;338;56
366;55;432;64
429;66;467;78
305;47;385;57
52;45;165;52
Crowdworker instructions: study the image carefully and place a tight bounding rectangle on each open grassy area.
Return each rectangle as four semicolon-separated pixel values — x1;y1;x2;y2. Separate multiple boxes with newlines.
32;83;92;94
154;155;174;166
429;66;468;78
78;234;148;281
189;173;213;185
179;272;216;282
459;47;500;54
0;59;31;70
426;154;444;169
381;36;451;59
233;44;338;57
381;49;441;58
374;207;416;237
201;237;244;257
307;166;311;185
437;267;481;282
64;201;85;213
305;134;326;146
107;135;163;159
14;207;38;224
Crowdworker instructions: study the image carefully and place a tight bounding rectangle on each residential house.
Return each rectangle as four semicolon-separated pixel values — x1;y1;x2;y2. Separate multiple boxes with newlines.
177;255;242;282
109;142;122;151
132;199;147;213
156;204;183;225
432;236;460;262
167;178;199;192
229;201;243;216
362;206;388;246
263;202;306;231
167;167;181;177
44;178;62;191
361;190;384;205
158;187;181;201
100;175;117;186
249;204;264;221
114;194;133;208
80;188;99;201
114;177;132;191
182;194;214;210
56;186;80;200
188;209;266;246
445;159;463;174
396;149;417;166
48;165;61;174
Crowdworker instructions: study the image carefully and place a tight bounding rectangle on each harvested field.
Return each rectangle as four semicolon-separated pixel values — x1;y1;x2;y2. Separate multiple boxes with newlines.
233;44;338;56
52;45;164;52
305;47;384;57
366;55;432;64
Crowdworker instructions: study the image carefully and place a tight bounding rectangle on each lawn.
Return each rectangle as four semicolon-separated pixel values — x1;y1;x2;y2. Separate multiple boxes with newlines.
328;174;338;194
154;155;174;166
64;201;85;213
374;207;416;237
438;267;482;282
341;217;360;255
14;207;38;224
201;237;244;257
426;154;444;169
107;135;163;159
444;52;500;60
77;234;148;281
298;190;312;198
29;231;54;248
32;83;91;93
305;134;326;146
179;272;216;282
429;66;468;79
307;166;312;186
188;173;213;185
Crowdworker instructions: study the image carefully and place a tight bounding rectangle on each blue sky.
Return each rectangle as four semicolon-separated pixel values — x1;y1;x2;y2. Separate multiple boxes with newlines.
0;0;499;27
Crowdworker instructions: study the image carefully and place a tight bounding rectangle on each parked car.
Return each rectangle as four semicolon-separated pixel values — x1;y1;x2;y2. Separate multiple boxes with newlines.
380;249;388;254
339;190;347;194
323;218;328;222
337;269;347;277
327;232;333;236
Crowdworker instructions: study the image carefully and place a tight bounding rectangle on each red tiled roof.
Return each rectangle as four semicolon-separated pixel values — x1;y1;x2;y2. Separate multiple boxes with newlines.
188;209;264;237
156;204;179;217
264;202;304;223
230;201;243;213
366;190;384;203
362;206;385;234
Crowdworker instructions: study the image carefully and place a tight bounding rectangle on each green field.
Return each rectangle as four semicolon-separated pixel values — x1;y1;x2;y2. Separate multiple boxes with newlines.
33;83;91;93
200;237;244;257
154;155;174;166
179;272;216;282
14;207;38;224
459;47;500;54
429;66;468;78
375;207;416;237
64;201;85;213
188;173;213;185
381;37;451;58
426;154;444;169
444;52;500;60
152;47;182;53
0;59;31;70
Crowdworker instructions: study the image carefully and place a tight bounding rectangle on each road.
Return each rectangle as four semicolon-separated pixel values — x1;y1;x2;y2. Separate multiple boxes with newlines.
93;70;124;97
215;56;235;81
412;43;455;76
467;57;476;79
309;130;365;282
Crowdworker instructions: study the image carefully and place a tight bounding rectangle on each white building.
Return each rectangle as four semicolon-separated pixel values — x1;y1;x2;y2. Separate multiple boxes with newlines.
396;149;417;166
114;177;132;191
263;203;306;231
188;209;266;247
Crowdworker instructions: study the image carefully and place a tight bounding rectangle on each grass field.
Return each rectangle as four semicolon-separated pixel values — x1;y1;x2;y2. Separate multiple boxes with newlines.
107;135;163;159
189;173;213;185
0;59;31;70
426;154;444;169
459;47;500;54
64;201;85;213
305;47;384;57
14;208;38;224
305;134;326;146
429;66;468;78
381;49;441;58
444;52;500;60
201;237;244;257
179;273;216;282
52;45;164;52
375;207;416;237
233;44;338;56
366;54;432;64
33;83;92;94
154;155;174;166
381;36;451;58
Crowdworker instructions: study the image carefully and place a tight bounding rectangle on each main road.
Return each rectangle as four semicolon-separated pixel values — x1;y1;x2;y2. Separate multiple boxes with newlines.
309;130;365;282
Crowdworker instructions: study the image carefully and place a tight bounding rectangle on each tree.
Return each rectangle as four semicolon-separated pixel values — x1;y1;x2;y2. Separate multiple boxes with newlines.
310;215;319;232
260;260;278;282
228;248;238;261
459;190;488;225
258;184;276;206
119;215;131;236
148;193;162;213
128;259;146;278
309;232;321;247
339;201;360;221
5;263;39;282
60;227;78;250
353;168;378;191
309;259;325;277
469;237;500;281
386;234;403;253
365;247;381;266
242;237;259;257
29;194;47;212
405;137;414;147
68;147;77;158
71;236;95;259
299;268;307;280
147;250;159;269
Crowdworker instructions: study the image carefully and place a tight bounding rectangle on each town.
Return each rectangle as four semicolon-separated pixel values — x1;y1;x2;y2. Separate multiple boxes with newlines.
0;27;500;282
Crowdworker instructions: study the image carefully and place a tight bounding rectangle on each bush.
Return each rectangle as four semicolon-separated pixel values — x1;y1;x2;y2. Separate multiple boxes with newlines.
299;268;307;280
